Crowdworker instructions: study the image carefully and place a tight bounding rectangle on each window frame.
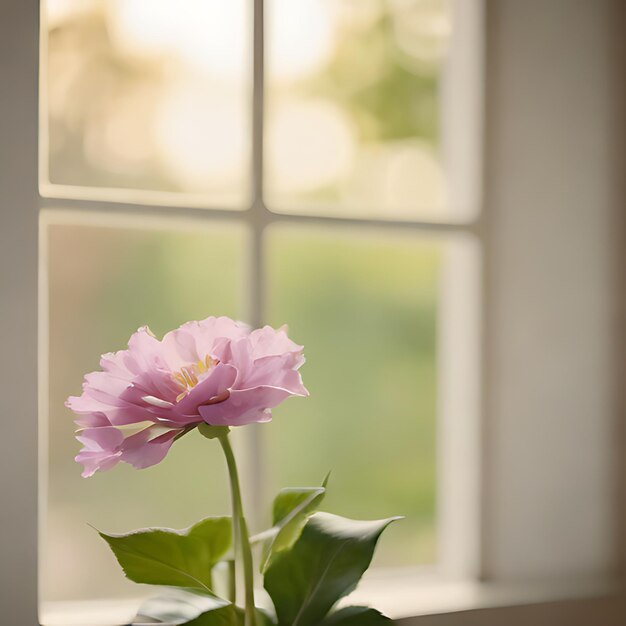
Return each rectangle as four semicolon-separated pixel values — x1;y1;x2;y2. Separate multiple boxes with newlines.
37;0;485;590
7;0;484;620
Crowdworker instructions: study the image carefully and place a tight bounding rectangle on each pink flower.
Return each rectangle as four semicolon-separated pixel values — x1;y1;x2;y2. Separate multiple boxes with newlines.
66;317;307;477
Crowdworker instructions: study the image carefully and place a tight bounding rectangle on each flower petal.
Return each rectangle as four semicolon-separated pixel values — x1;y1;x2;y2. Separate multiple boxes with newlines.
126;326;166;371
73;412;111;428
75;449;122;478
173;363;238;416
76;426;124;451
162;316;249;370
67;316;307;476
120;428;180;470
248;325;304;360
241;353;308;395
198;385;302;426
212;338;254;388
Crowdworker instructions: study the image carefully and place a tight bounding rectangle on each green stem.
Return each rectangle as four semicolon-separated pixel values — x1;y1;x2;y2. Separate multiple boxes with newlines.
227;559;236;605
219;433;257;626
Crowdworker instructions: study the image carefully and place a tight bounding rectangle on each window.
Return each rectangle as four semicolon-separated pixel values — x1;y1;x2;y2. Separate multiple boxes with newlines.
39;0;482;622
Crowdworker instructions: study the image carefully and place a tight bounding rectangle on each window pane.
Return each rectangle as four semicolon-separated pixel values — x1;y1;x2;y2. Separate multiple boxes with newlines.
265;0;480;221
265;225;440;566
42;217;248;609
43;0;251;207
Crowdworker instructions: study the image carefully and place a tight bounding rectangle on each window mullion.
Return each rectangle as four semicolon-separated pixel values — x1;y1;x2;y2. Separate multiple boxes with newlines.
251;0;265;209
243;0;268;525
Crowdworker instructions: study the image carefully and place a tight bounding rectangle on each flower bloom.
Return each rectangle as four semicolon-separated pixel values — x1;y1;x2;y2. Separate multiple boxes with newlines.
66;317;307;477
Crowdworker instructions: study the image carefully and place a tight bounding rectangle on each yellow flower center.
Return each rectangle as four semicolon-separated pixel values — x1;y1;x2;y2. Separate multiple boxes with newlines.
172;355;219;402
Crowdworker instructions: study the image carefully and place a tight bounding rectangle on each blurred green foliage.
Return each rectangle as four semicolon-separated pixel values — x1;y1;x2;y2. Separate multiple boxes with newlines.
44;0;444;604
46;222;440;601
266;227;439;566
306;12;439;144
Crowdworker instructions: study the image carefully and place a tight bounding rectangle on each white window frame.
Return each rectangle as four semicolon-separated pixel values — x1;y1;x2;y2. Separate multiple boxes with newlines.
1;0;623;625
39;0;485;596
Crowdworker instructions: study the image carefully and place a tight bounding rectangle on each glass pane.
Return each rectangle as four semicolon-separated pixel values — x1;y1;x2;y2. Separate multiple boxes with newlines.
265;225;440;566
265;0;478;221
42;217;247;611
43;0;251;207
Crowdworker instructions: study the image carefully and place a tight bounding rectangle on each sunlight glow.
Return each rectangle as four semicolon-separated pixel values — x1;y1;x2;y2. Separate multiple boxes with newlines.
267;99;356;193
45;0;455;214
391;0;453;65
106;0;249;81
268;0;335;82
155;80;248;191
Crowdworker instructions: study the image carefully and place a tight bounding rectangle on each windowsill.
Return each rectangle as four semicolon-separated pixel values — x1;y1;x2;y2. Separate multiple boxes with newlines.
40;575;622;625
341;572;622;620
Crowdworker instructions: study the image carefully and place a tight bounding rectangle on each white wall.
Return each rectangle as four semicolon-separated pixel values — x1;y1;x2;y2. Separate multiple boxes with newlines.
481;0;623;581
0;1;39;625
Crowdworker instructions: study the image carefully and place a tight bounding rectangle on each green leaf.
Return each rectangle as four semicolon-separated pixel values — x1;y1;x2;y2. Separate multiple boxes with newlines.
321;606;392;625
259;479;328;573
134;589;276;626
255;473;330;573
264;512;400;626
98;517;232;593
198;423;230;440
239;607;277;626
134;590;234;625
